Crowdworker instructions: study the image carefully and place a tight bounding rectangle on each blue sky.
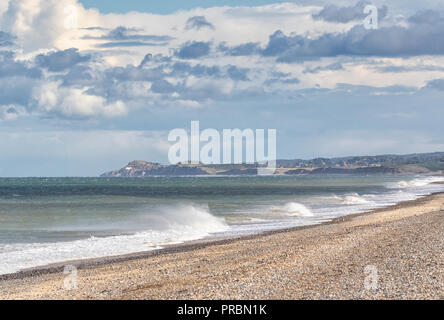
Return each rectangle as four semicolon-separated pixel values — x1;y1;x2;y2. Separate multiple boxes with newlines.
79;0;289;14
1;1;444;176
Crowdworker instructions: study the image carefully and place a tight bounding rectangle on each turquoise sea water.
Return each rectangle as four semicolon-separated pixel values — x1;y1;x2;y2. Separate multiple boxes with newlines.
0;175;443;275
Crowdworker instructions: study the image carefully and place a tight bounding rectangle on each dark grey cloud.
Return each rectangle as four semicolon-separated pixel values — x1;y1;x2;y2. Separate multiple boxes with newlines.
261;30;296;57
215;8;444;63
74;54;248;103
97;41;169;48
313;1;388;23
426;79;444;91
80;64;166;99
85;26;173;42
218;42;261;56
107;26;135;40
226;65;249;81
168;62;249;82
264;77;300;86
0;51;41;78
281;78;300;84
377;65;444;73
271;71;291;78
304;62;344;73
0;76;36;108
139;53;153;68
84;26;173;48
36;48;90;72
408;10;443;25
60;65;95;87
259;16;444;62
0;52;41;111
138;53;172;68
185;16;215;30
81;57;253;103
81;26;108;31
150;79;177;94
0;31;15;47
176;41;211;59
6;106;17;114
104;65;166;82
170;62;221;77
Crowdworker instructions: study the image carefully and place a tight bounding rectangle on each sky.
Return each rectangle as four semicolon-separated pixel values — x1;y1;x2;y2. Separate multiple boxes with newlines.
1;0;444;176
79;0;291;14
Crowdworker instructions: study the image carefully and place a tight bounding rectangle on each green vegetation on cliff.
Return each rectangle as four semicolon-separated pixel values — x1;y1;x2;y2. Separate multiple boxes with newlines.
101;152;444;177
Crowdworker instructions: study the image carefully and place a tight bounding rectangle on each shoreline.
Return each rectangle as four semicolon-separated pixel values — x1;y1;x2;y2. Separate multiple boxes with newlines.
0;192;438;281
1;193;443;299
1;192;443;281
0;192;444;284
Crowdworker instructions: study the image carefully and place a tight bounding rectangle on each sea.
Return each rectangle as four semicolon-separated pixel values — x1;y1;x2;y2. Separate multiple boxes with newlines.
0;175;443;275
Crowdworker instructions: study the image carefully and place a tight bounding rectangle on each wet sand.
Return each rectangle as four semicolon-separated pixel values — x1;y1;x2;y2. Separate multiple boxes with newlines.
0;193;443;300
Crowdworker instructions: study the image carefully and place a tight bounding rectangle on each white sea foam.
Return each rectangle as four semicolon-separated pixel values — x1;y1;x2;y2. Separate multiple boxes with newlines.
3;175;444;276
271;202;313;217
321;193;373;205
342;193;373;205
0;204;228;275
387;176;444;189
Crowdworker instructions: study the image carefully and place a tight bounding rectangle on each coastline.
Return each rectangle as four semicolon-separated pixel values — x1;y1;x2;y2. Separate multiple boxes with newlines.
1;191;440;281
0;192;443;299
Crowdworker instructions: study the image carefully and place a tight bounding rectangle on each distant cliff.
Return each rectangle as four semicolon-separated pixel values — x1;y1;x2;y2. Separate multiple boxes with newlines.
100;161;208;177
100;152;444;177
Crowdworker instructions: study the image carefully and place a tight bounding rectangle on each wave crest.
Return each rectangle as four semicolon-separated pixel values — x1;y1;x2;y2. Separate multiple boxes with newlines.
342;193;372;205
151;204;229;234
271;202;313;217
0;204;229;275
388;176;444;189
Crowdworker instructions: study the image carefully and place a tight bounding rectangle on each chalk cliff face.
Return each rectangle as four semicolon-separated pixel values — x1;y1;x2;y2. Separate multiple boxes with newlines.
100;152;444;177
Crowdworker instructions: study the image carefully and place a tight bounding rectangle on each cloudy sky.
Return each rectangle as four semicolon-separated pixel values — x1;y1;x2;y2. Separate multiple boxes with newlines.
1;0;444;176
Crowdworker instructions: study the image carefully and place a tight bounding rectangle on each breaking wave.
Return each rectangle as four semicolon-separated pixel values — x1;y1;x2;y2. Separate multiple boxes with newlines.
387;176;444;189
342;193;373;205
270;202;313;217
145;204;229;234
0;204;228;275
322;193;374;205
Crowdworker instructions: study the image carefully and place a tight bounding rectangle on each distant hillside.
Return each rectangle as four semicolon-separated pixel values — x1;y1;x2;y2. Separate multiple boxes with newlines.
100;152;444;177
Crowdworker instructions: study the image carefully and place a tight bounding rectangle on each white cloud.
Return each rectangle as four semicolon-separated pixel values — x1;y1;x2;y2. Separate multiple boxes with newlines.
0;1;350;61
1;1;444;122
1;0;98;52
2;0;444;96
33;81;127;117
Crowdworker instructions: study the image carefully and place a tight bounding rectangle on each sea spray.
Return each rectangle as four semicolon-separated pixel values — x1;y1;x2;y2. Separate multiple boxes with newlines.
320;193;373;205
0;204;228;275
271;202;313;217
342;193;373;205
387;176;444;189
2;175;444;276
